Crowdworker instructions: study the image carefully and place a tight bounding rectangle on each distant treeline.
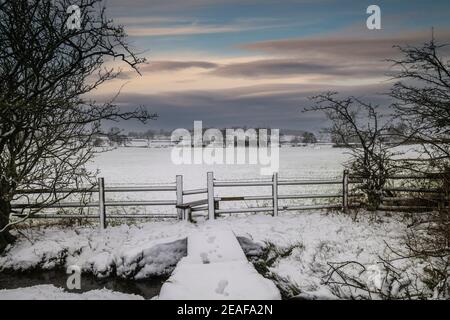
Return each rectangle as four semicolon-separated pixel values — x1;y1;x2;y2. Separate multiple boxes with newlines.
126;127;318;143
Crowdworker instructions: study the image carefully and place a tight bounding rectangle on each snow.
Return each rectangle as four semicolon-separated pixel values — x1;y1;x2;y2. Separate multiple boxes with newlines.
158;228;281;300
2;145;437;299
48;147;349;218
0;146;442;299
185;229;247;264
0;284;143;300
159;260;280;300
205;213;409;299
0;221;196;279
87;147;350;188
1;211;416;299
10;147;351;218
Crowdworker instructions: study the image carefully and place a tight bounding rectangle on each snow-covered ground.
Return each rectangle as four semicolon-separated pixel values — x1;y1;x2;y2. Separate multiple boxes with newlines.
53;146;350;216
88;146;350;188
0;285;143;300
3;146;442;299
0;211;419;299
0;221;196;279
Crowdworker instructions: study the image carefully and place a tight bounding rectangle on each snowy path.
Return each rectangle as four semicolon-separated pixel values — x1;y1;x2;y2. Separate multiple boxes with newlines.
158;228;281;300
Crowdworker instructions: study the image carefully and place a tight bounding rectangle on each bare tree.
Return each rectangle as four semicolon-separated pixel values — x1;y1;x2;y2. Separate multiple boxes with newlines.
389;37;450;170
0;0;156;252
389;36;450;276
305;92;395;210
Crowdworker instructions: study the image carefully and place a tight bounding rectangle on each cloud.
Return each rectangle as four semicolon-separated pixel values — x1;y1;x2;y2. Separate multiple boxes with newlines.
209;58;387;79
127;25;242;37
143;60;218;72
125;18;299;37
209;30;450;80
240;30;450;62
115;16;191;25
92;82;392;131
112;60;218;80
117;30;450;82
107;0;324;13
96;3;450;132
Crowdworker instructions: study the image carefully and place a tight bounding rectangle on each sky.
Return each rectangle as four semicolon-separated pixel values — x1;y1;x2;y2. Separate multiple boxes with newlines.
91;0;450;133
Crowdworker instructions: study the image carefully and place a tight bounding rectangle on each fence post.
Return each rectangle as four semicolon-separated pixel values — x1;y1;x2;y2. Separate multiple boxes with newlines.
185;207;192;222
214;200;220;211
342;170;349;213
98;177;107;229
207;172;215;220
272;172;278;216
176;175;183;220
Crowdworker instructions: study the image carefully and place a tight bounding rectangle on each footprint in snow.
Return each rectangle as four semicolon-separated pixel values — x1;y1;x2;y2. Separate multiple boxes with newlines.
200;252;210;264
215;280;229;296
207;236;216;243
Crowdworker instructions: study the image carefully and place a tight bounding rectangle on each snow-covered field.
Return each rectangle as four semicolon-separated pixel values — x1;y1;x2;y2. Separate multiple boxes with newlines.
16;146;350;217
83;146;350;215
89;146;349;187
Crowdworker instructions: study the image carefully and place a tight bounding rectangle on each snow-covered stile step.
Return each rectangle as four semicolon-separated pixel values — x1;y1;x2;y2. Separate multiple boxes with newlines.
158;228;281;300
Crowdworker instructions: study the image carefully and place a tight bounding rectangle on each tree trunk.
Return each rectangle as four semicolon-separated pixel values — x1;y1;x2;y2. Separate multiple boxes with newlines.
0;198;15;253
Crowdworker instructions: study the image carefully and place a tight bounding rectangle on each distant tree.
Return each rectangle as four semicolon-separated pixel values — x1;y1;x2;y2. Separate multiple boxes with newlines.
0;0;156;252
107;127;126;145
302;132;317;144
129;131;137;138
142;129;155;139
385;122;409;144
93;137;104;147
305;92;395;210
128;129;155;139
291;136;301;145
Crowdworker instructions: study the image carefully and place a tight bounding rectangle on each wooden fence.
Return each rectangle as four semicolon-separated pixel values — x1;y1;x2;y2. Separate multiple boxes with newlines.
378;174;445;212
11;171;445;228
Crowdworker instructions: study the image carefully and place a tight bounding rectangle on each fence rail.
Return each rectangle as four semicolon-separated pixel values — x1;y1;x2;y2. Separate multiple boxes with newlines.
202;171;354;218
11;170;445;228
12;177;182;229
379;173;446;212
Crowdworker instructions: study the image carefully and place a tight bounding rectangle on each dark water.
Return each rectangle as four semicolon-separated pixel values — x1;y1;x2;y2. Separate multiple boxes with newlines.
0;270;167;299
